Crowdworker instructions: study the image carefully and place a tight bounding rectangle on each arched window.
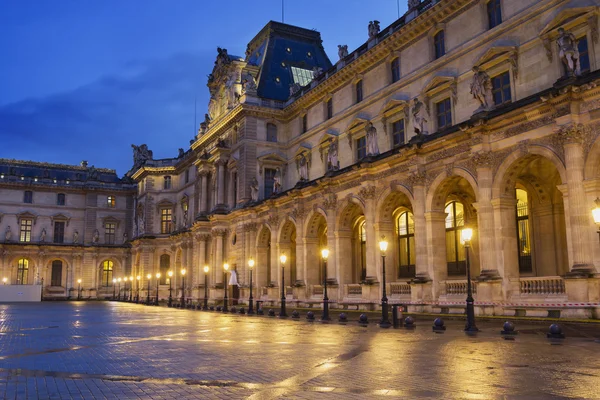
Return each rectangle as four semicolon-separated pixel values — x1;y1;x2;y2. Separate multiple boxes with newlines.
159;254;170;285
516;189;532;274
51;260;63;286
266;123;278;142
358;221;367;281
445;201;466;276
397;211;416;278
102;260;113;287
17;258;29;285
318;225;328;283
434;31;445;59
391;57;400;83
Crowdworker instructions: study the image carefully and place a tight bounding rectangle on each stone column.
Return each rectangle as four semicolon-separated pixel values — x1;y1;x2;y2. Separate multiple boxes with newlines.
360;186;379;282
324;198;338;285
424;211;447;298
294;214;306;286
491;198;519;298
216;159;227;207
473;154;499;278
199;171;209;214
270;227;279;286
559;124;596;274
227;170;236;209
213;229;226;285
411;179;429;280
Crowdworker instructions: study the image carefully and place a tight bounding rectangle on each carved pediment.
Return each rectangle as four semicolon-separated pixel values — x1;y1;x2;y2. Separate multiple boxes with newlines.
345;116;370;149
51;213;70;227
379;97;410;118
539;6;599;60
156;199;175;212
257;152;287;176
294;143;312;158
17;211;37;225
475;46;519;78
102;216;121;229
423;75;458;100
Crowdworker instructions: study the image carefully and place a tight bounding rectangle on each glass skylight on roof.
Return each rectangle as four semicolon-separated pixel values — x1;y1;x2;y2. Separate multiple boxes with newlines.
291;66;313;87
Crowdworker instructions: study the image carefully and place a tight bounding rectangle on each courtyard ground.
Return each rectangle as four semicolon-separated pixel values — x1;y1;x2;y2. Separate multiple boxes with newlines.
0;302;599;399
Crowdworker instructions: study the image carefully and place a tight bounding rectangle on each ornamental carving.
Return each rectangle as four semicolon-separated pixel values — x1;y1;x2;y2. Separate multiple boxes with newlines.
358;186;377;200
323;194;338;211
290;207;308;220
268;214;280;228
211;228;228;237
196;233;211;242
244;222;258;233
581;98;600;113
426;143;471;163
407;171;428;187
471;151;498;168
555;123;592;146
498;115;555;140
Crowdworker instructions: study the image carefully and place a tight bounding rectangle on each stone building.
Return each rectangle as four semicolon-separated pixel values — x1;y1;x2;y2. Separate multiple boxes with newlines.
4;0;600;318
0;160;135;299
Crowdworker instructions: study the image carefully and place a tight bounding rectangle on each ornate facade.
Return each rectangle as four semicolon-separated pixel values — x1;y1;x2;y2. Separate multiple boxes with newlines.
4;0;600;318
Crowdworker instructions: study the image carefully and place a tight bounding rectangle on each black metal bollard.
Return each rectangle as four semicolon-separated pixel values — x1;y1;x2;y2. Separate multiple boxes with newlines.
268;309;275;317
209;305;215;311
403;316;415;329
392;305;400;328
338;313;348;323
239;307;246;314
501;321;517;335
432;317;446;332
358;313;369;326
547;324;565;339
291;310;300;319
306;311;315;321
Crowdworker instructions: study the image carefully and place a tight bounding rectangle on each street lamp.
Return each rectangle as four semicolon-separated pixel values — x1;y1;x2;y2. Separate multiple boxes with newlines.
167;270;173;307
113;278;117;300
2;277;7;285
155;273;161;306
203;265;209;310
136;276;141;303
279;253;288;318
146;274;151;304
77;279;82;300
379;237;391;328
117;277;122;301
248;259;255;315
592;198;600;243
223;263;229;312
123;277;128;301
461;227;478;332
129;276;134;301
181;268;187;307
321;249;330;321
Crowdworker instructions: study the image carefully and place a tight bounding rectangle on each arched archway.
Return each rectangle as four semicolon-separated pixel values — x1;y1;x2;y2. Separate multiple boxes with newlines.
256;225;272;291
278;219;297;285
303;210;328;285
337;200;366;284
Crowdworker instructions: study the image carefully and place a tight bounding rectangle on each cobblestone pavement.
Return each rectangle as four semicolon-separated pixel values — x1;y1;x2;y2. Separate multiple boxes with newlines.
1;303;600;399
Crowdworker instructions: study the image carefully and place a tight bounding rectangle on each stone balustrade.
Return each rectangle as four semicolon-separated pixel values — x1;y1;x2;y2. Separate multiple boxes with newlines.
311;285;323;296
519;277;565;295
390;282;411;296
445;280;477;296
346;284;363;297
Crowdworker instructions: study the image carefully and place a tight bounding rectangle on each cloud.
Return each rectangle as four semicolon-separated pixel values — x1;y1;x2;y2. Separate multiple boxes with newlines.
0;52;212;175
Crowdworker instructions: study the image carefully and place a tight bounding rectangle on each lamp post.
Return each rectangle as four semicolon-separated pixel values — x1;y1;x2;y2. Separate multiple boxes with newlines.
77;279;82;300
129;276;133;301
155;273;161;306
462;228;478;332
279;254;288;318
181;269;186;307
123;277;128;301
379;237;391;328
321;249;330;321
117;278;122;301
203;265;209;310
146;274;151;304
223;263;229;312
592;198;600;243
2;277;7;285
113;278;116;300
167;270;173;307
248;259;255;315
136;276;141;303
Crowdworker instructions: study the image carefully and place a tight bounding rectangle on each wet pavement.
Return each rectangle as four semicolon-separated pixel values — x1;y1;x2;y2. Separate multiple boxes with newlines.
0;302;599;399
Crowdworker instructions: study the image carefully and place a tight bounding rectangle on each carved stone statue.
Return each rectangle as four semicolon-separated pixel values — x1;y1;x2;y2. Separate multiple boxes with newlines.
225;74;239;109
122;232;128;243
4;225;12;242
470;66;494;112
92;229;99;244
365;122;380;156
312;67;323;80
250;177;259;202
208;96;217;120
131;144;153;167
368;20;381;39
204;113;211;128
40;228;46;243
172;214;177;229
73;230;79;244
272;169;282;195
408;0;420;9
338;45;349;60
178;148;185;158
241;72;258;94
412;98;429;135
137;208;145;236
298;153;309;182
557;27;581;77
183;210;188;227
327;138;339;171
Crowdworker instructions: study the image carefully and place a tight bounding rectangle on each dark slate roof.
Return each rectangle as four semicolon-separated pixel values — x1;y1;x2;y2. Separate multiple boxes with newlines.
247;21;332;101
0;159;124;184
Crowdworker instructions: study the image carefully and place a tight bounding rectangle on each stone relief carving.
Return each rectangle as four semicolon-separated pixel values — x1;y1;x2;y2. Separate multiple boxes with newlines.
40;228;46;243
557;28;582;77
358;186;377;200
368;20;380;39
272;169;282;195
408;0;420;9
73;230;79;244
326;138;339;171
241;72;258;95
4;225;12;242
268;214;280;228
92;229;99;244
365;122;380;156
556;123;593;147
250;177;259;202
322;193;338;211
212;228;228;237
131;144;153;167
412;98;429;135
470;66;494;113
338;45;348;60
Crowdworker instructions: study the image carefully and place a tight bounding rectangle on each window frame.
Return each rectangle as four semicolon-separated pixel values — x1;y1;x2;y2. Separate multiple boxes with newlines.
107;195;116;208
163;176;172;190
53;221;65;244
102;260;113;287
435;97;453;131
487;0;502;30
491;70;512;106
445;201;467;277
19;218;33;242
57;193;66;206
266;122;278;142
434;30;445;59
17;258;29;285
160;208;172;234
397;211;416;278
355;135;367;161
105;222;116;245
578;34;591;74
23;190;33;204
355;80;363;103
391;119;406;147
391;57;401;83
264;168;277;198
326;98;333;120
51;260;63;287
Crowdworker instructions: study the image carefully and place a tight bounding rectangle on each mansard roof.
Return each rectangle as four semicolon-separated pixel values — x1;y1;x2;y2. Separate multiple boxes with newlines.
0;158;124;184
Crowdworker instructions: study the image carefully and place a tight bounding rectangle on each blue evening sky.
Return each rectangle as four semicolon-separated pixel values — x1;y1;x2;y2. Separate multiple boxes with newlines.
0;1;406;175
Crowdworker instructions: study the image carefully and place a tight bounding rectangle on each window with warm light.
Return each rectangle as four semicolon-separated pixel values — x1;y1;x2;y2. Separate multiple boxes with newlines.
516;189;532;274
397;211;416;278
19;218;32;242
17;258;29;285
160;208;172;234
102;260;113;286
159;254;170;284
359;221;367;281
107;195;116;208
445;201;466;276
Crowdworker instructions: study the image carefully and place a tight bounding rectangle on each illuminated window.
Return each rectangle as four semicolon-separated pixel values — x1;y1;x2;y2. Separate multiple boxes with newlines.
492;71;511;105
397;211;416;278
392;119;405;147
160;254;170;285
102;260;113;287
434;31;445;59
355;80;363;103
356;136;367;160
445;201;466;276
267;123;278;142
516;189;533;274
359;221;367;281
391;58;401;83
164;176;172;190
290;66;313;86
107;196;115;208
57;193;65;206
105;222;116;244
17;258;29;285
487;0;502;29
20;218;32;242
23;191;33;204
160;208;172;234
436;98;452;130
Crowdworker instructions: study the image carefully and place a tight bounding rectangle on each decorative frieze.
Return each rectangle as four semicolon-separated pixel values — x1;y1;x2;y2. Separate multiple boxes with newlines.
322;194;338;211
211;228;228;237
555;123;593;146
425;143;471;163
358;186;377;200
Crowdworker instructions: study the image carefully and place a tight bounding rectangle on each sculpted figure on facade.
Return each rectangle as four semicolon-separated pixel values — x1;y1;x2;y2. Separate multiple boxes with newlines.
470;66;494;112
241;72;258;94
122;232;128;243
73;230;79;244
272;169;282;195
408;0;420;9
250;177;259;202
365;122;380;156
338;45;348;60
557;27;581;77
4;225;11;242
297;153;310;182
131;144;153;167
183;209;188;227
412;98;429;135
40;228;46;243
327;138;339;171
92;229;99;244
208;96;217;120
368;20;381;39
312;67;323;80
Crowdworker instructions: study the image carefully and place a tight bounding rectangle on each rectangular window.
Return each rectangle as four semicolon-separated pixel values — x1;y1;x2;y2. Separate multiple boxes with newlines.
267;123;278;142
487;0;502;29
355;80;363;103
434;31;445;59
391;58;401;83
105;222;116;244
579;36;590;74
392;119;405;147
57;193;65;206
290;66;313;86
107;195;115;208
492;71;512;105
53;222;65;244
20;218;32;242
233;172;238;205
326;98;333;120
164;176;172;189
356;136;367;160
436;98;452;130
302;114;308;133
23;191;33;204
160;208;172;234
264;168;277;198
185;169;190;184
